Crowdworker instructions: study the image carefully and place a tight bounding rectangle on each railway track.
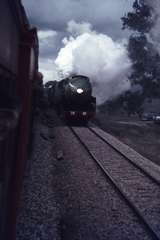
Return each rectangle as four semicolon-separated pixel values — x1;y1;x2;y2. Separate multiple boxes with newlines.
70;126;160;240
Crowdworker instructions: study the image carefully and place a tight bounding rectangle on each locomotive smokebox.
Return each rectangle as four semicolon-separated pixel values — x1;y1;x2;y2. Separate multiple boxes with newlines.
65;75;92;105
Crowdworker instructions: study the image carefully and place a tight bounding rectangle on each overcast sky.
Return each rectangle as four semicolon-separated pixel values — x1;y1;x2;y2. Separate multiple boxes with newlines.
22;0;134;81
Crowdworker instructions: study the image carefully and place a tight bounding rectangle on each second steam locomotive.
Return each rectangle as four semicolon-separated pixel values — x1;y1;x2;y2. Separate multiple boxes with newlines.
48;75;96;123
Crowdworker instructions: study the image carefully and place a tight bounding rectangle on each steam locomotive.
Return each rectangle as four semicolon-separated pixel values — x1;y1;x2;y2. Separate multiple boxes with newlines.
48;75;96;123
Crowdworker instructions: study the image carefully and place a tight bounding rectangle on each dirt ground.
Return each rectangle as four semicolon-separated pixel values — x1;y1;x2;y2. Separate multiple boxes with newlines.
93;113;160;166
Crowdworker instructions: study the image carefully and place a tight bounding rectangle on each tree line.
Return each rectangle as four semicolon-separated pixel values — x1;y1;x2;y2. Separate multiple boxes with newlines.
104;0;160;115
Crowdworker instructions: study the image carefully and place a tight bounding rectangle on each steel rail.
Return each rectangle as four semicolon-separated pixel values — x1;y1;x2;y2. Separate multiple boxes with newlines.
88;126;160;186
70;126;160;240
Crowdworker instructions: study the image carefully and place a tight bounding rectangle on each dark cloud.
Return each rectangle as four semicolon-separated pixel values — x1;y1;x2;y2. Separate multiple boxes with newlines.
38;30;63;58
23;0;133;36
22;0;134;80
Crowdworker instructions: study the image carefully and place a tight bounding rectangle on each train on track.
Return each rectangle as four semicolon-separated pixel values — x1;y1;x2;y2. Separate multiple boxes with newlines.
48;75;96;124
0;1;40;239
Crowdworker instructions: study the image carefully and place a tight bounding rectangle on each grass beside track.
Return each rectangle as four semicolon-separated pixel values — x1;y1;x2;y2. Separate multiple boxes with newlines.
94;113;160;166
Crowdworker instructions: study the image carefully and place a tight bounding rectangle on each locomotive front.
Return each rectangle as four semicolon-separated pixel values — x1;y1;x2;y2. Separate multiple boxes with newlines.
62;75;96;122
64;75;92;104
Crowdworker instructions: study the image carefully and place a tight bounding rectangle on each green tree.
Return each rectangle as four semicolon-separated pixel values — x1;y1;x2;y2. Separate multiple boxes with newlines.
122;0;153;33
123;91;144;117
122;0;160;99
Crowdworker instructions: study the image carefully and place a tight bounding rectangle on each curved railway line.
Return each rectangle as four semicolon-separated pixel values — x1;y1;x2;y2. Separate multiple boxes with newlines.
70;125;160;240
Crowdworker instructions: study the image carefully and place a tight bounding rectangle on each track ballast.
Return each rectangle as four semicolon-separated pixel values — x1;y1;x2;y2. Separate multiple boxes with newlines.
70;125;160;240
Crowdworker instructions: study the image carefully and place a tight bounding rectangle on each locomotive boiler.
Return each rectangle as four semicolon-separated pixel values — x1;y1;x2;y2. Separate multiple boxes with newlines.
49;75;96;123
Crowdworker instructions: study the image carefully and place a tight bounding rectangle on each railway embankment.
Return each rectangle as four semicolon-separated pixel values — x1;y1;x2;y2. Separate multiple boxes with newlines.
16;110;159;240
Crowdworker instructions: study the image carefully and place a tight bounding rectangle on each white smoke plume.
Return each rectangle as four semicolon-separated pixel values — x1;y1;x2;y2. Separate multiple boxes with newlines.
55;21;131;104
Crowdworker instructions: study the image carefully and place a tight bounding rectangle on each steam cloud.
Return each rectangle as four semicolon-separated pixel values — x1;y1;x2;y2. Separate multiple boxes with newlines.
55;21;131;104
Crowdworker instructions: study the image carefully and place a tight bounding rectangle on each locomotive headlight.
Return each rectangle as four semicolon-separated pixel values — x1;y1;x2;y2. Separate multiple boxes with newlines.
77;88;84;94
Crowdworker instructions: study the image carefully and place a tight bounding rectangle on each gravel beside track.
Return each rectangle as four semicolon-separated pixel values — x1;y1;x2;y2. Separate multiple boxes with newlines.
16;116;60;240
72;126;160;239
53;124;154;240
16;110;157;240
